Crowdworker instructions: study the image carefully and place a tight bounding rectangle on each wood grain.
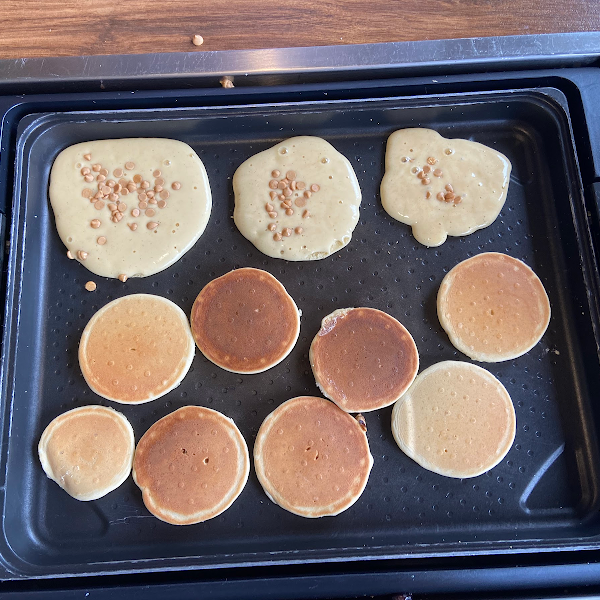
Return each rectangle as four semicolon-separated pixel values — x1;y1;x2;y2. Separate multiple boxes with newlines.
0;0;599;59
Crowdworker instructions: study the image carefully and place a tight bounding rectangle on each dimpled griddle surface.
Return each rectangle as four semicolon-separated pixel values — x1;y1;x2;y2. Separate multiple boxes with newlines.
3;95;598;576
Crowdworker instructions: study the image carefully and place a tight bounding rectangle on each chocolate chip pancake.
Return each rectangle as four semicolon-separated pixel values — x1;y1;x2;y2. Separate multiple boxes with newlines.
190;267;300;374
437;252;551;362
254;396;373;518
133;406;249;525
38;405;134;501
309;307;419;412
79;294;195;404
391;361;516;478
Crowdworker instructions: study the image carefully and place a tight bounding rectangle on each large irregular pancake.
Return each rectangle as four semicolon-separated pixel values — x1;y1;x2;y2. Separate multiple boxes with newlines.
49;138;212;279
190;268;300;374
38;405;134;501
132;406;249;525
437;252;550;362
79;294;195;404
380;128;511;246
233;136;361;260
254;396;373;517
309;308;419;413
391;361;516;478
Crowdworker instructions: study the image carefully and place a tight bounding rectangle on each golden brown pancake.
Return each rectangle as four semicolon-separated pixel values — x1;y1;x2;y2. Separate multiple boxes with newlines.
38;405;134;501
79;294;195;404
254;396;373;518
132;406;249;525
437;252;550;362
309;308;419;413
190;268;300;374
391;361;516;478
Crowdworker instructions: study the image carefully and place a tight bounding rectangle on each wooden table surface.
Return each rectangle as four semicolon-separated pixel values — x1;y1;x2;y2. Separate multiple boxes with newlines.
0;0;599;60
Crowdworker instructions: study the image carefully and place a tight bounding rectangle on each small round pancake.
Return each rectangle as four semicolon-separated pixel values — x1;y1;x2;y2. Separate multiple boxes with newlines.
391;361;516;478
254;396;373;518
38;405;134;501
79;294;195;404
233;136;361;261
437;252;550;362
309;308;419;413
132;406;249;525
190;268;300;374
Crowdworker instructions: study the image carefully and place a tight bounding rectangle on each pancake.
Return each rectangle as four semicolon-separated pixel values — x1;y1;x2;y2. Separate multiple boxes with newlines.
38;405;134;501
391;361;516;478
132;406;249;525
309;307;419;413
437;252;551;362
380;128;511;246
254;396;373;518
49;138;212;279
79;294;195;404
190;268;300;374
233;136;361;260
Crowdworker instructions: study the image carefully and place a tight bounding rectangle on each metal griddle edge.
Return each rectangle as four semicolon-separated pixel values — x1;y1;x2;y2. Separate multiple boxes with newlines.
2;32;600;600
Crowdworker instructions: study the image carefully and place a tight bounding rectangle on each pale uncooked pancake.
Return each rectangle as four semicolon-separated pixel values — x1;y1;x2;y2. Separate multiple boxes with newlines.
79;294;195;404
132;406;249;525
233;136;361;260
254;396;373;517
49;138;212;279
391;361;516;478
309;308;419;412
437;252;551;362
190;268;300;374
38;405;134;501
380;128;511;246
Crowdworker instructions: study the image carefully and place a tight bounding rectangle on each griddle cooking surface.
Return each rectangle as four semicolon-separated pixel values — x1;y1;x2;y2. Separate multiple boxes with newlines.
2;91;599;577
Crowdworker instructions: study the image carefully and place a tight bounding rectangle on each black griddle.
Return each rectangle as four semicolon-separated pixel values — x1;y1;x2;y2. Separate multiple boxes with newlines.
1;37;600;599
